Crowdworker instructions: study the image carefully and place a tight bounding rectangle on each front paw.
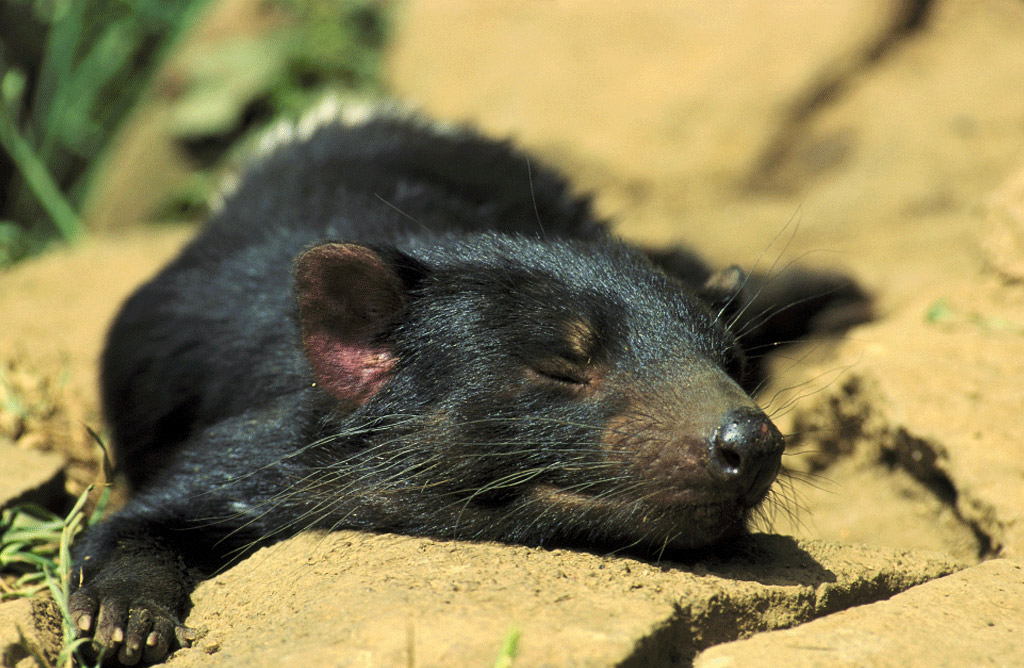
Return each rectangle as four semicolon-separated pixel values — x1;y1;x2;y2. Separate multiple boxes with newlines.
69;585;195;665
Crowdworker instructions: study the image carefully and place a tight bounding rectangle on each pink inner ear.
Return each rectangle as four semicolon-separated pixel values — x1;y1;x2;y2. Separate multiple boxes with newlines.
295;243;406;405
304;332;397;405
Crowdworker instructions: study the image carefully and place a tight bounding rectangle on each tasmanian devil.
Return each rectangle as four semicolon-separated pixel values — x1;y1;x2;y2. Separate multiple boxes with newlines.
70;108;866;665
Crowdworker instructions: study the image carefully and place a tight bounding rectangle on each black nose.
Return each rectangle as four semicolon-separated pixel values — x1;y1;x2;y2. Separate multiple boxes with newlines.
708;407;784;504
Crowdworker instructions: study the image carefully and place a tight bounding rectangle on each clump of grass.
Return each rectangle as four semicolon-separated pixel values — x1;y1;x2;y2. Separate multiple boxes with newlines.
158;0;394;221
2;426;112;666
45;484;108;668
1;502;69;600
1;0;395;261
272;0;392;101
1;482;110;667
0;0;211;266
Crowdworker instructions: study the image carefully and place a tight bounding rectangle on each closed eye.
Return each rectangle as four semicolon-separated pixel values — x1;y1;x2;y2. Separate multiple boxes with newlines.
528;357;591;386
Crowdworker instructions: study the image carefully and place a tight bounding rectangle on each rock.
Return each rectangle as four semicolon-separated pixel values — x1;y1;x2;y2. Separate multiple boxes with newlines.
984;165;1024;282
0;598;62;668
774;278;1024;560
693;559;1024;668
0;443;65;511
164;532;958;668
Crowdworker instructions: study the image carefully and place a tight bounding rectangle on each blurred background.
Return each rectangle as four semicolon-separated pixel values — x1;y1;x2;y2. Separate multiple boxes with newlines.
0;0;392;265
3;0;1023;282
2;0;1022;295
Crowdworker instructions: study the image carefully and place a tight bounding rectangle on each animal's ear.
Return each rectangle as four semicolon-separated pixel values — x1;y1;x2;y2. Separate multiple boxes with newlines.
699;265;746;316
295;243;407;405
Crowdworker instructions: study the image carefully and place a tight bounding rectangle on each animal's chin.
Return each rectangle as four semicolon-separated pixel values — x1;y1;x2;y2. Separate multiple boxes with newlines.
525;484;751;551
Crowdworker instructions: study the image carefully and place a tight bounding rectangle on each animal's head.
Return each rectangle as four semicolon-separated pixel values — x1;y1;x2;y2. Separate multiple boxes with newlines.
293;236;783;552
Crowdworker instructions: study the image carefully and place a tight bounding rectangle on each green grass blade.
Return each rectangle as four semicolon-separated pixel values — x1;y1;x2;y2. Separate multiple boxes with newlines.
493;625;521;668
43;483;98;667
1;551;56;571
60;20;142;159
75;0;214;215
85;426;115;487
31;0;89;157
0;80;83;240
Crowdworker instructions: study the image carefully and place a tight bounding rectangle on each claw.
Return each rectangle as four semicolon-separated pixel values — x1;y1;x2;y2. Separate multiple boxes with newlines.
143;620;174;664
69;588;99;637
76;613;93;633
175;624;198;647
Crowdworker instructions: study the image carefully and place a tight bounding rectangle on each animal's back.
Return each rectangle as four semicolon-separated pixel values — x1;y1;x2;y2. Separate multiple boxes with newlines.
101;115;610;488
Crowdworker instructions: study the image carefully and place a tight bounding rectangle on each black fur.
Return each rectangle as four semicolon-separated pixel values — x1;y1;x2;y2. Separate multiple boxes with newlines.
71;115;866;665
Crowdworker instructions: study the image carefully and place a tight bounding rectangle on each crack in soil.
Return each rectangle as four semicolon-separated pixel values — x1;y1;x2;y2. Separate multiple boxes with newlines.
790;375;1000;561
745;0;937;193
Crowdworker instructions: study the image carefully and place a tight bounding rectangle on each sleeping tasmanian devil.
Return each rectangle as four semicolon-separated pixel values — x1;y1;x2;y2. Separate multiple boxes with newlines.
70;108;867;664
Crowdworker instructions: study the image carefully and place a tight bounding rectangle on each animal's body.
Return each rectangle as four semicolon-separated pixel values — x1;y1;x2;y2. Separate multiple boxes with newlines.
70;110;864;665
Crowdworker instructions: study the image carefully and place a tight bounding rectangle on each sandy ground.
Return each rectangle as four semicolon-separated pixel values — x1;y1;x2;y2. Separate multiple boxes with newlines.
2;0;1024;665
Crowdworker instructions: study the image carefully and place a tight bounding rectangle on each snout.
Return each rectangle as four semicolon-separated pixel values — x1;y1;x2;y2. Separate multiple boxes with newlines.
600;360;786;520
707;407;784;505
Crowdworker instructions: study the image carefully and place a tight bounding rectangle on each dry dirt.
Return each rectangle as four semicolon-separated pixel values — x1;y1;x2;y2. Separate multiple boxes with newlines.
2;0;1024;666
162;533;959;668
694;558;1024;668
